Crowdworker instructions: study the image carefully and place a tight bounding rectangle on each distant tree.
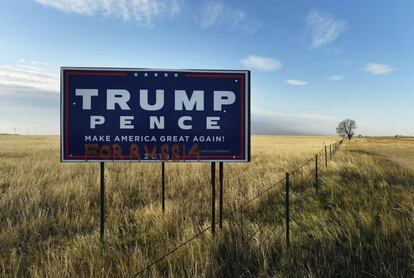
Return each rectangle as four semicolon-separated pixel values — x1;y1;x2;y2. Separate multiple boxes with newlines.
336;119;357;140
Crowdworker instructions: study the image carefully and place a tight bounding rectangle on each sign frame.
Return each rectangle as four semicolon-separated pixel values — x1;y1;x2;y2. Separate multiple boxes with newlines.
60;67;251;163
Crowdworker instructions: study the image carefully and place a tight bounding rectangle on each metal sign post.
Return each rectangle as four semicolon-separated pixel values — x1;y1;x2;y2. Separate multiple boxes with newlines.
100;162;105;241
161;162;165;212
211;162;216;235
219;162;224;230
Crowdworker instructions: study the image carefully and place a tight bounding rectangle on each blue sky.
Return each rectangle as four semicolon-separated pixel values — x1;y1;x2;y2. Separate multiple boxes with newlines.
0;0;413;135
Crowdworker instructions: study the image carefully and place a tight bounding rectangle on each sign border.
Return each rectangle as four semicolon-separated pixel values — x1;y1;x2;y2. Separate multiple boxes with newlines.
60;67;251;163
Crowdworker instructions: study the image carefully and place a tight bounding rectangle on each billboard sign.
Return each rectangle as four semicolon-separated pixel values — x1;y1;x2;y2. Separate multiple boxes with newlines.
61;67;250;162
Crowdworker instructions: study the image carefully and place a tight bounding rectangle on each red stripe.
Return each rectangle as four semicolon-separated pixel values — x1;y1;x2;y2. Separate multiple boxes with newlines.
66;72;127;76
185;73;243;78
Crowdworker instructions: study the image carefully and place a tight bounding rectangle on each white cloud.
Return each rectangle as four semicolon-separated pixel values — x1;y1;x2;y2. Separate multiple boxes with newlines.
251;106;337;135
34;0;180;25
329;75;344;80
0;65;59;94
252;107;335;122
199;2;224;28
306;10;347;48
363;63;394;75
230;10;247;27
30;60;49;66
241;55;282;71
286;79;307;86
198;1;259;33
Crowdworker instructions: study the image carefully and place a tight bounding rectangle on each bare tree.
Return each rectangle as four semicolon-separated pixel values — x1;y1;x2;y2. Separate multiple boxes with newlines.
336;119;357;140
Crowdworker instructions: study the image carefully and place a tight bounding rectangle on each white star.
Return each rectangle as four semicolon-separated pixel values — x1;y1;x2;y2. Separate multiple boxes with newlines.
144;73;148;77
174;73;178;77
154;73;158;77
235;79;238;83
164;73;168;77
134;73;138;77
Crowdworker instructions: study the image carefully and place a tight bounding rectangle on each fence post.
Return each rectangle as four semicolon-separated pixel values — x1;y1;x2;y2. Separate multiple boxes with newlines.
324;145;328;168
315;155;319;194
329;145;332;160
219;162;224;230
285;172;290;249
100;162;105;241
161;162;165;212
211;162;216;235
285;173;290;249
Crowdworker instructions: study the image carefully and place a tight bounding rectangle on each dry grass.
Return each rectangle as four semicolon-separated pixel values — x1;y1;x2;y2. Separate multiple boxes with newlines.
346;137;414;171
0;135;334;277
0;135;413;277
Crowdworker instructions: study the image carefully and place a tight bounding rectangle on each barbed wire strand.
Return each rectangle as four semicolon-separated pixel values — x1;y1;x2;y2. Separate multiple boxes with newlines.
132;179;285;277
131;140;343;277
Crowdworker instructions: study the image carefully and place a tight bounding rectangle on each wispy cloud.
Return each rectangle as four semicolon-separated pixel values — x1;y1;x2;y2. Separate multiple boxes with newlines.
329;74;344;81
286;79;307;86
0;65;59;94
363;63;394;75
251;106;337;135
241;55;282;71
29;60;49;66
252;107;335;122
199;2;224;28
198;1;260;34
34;0;180;25
306;10;347;48
230;10;247;27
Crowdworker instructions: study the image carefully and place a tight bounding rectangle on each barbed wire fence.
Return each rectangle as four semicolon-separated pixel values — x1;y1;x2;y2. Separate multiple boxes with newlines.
132;139;344;277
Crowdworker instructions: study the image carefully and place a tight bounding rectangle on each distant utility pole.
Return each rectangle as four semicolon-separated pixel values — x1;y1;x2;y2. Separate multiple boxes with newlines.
13;127;16;135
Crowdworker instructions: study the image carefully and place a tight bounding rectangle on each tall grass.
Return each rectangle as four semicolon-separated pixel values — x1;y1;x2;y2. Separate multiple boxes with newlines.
1;135;413;277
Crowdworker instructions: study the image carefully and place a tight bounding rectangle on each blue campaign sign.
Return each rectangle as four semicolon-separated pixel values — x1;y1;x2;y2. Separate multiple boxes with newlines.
61;67;250;162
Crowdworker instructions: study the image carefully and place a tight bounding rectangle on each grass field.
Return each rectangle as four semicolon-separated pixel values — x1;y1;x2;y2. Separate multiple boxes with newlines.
0;135;413;277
